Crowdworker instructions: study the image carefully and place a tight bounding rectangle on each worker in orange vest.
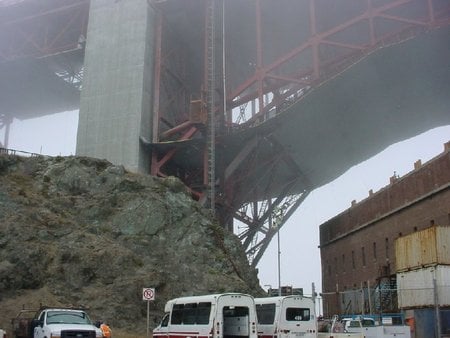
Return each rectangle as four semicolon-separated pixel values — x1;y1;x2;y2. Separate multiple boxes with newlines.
100;322;112;338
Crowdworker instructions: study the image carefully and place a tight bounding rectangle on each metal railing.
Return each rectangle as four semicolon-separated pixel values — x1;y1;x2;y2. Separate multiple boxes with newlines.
0;147;45;157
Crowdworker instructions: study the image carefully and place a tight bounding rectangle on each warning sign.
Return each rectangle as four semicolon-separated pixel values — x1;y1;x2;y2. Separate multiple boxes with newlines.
142;288;155;301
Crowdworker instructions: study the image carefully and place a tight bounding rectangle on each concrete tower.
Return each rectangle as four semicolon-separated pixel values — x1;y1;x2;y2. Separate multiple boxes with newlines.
76;0;155;173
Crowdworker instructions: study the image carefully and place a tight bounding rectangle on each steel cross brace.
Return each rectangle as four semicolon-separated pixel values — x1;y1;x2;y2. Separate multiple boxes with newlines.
236;188;310;267
223;133;312;266
0;0;89;61
227;0;450;128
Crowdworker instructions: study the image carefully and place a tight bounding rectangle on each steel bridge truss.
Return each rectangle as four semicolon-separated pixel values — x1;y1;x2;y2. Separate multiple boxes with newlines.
0;0;88;101
149;0;450;263
228;0;450;128
0;0;89;62
235;189;311;267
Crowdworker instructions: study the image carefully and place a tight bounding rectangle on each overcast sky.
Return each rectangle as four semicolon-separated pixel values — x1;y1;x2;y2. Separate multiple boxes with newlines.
257;125;450;305
1;115;449;308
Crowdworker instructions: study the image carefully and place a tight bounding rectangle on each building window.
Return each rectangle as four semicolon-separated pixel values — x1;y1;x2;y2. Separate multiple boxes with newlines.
362;247;366;267
334;257;338;275
342;254;345;273
373;242;377;260
352;250;355;270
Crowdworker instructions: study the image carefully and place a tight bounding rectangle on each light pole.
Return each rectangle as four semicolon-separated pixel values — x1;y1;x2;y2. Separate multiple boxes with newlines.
271;204;282;297
277;225;281;296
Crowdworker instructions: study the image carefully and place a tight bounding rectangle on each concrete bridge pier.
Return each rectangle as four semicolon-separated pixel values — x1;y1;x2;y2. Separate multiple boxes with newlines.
76;0;155;173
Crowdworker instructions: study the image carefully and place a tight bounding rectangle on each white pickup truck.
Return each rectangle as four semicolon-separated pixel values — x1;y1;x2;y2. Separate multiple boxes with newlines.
342;317;411;338
317;316;364;338
32;308;103;338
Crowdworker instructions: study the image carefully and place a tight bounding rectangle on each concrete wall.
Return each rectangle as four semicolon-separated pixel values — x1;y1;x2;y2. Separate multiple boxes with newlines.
76;0;154;173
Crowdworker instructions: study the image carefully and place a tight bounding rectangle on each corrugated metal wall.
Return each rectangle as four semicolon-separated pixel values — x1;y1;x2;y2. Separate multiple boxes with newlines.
395;226;450;272
398;265;450;308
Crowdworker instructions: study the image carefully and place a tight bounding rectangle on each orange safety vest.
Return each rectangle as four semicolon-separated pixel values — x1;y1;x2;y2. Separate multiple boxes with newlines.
100;324;112;338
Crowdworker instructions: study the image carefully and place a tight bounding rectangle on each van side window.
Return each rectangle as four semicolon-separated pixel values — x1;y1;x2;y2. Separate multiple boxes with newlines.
256;304;276;324
183;304;197;324
286;308;310;321
196;302;212;324
170;302;212;325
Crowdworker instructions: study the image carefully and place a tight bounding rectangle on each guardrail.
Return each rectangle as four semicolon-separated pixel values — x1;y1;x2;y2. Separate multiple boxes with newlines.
0;147;45;157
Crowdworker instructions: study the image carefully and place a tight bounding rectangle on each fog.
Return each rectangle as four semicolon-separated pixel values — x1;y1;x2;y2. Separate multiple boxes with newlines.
1;113;449;306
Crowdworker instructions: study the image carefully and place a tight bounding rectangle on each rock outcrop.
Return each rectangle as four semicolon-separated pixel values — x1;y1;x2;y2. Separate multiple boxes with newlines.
0;155;263;335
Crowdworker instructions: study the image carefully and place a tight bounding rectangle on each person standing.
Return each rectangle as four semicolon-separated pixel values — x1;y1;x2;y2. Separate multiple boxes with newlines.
100;322;112;338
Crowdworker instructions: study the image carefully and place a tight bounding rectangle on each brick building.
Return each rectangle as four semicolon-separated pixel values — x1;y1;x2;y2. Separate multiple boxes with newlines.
319;141;450;317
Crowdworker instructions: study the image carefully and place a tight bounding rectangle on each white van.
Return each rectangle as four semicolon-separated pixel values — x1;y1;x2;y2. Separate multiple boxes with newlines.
153;293;258;338
255;296;317;338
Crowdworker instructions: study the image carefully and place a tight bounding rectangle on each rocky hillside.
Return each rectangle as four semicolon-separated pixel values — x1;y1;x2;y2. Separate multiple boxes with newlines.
0;154;264;336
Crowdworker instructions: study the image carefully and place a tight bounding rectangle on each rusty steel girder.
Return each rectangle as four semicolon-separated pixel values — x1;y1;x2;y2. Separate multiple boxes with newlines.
0;0;89;62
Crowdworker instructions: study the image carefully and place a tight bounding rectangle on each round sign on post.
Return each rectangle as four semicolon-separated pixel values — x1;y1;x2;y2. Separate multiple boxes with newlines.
143;288;155;338
143;288;155;301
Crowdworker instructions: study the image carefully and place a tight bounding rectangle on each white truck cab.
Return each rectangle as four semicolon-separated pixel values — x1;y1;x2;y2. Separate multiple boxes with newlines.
33;308;103;338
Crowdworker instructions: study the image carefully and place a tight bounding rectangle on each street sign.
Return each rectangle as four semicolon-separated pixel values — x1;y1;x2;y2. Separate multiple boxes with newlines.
143;288;155;301
143;288;155;338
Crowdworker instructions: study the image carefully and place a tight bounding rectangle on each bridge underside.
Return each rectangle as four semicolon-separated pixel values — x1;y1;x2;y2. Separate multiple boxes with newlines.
229;26;450;199
154;26;450;263
0;0;86;124
162;26;450;204
0;54;81;120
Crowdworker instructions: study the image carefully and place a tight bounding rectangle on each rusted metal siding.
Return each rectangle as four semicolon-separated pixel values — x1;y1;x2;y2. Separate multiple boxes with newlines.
397;265;450;308
395;226;450;272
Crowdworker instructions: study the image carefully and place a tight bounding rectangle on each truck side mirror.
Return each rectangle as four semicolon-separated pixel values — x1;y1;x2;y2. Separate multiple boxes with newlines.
31;319;43;329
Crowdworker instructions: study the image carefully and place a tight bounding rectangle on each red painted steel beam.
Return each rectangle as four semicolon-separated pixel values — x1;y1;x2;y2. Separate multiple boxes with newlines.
1;0;88;26
227;0;450;127
151;126;198;176
0;0;89;61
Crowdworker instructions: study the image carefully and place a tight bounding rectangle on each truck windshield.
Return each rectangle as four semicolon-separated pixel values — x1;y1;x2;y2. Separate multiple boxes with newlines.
46;311;91;325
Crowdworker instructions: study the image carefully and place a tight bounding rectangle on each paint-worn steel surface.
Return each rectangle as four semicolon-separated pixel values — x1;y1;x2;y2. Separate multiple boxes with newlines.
395;226;450;272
